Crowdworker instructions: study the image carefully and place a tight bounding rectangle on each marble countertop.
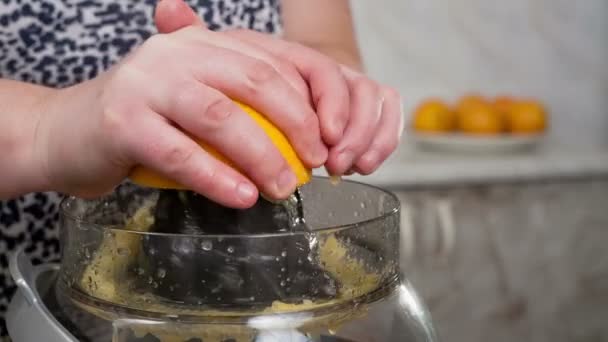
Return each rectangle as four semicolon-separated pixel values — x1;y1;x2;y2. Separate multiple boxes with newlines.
314;138;608;188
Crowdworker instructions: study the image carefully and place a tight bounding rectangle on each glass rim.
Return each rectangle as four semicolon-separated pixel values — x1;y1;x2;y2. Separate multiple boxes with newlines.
59;177;400;239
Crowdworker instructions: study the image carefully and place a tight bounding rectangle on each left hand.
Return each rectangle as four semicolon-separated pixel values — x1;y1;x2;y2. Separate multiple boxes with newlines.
156;0;404;177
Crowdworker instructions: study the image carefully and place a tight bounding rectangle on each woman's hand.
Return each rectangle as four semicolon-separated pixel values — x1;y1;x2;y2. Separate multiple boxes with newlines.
13;0;403;207
224;30;404;176
156;0;405;177
37;26;329;208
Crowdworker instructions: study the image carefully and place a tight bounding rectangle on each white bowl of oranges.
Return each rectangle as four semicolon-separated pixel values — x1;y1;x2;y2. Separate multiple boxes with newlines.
410;95;548;153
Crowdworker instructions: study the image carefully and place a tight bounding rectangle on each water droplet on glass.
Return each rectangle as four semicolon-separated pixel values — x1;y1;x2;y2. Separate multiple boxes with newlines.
297;258;303;265
156;268;166;279
197;300;203;305
280;281;286;287
328;211;334;218
148;277;153;284
148;247;157;256
250;296;255;301
152;282;158;289
275;257;280;262
201;279;206;284
84;248;91;259
281;267;286;273
136;268;145;276
200;240;213;251
286;277;291;282
169;285;174;292
227;246;235;253
281;251;287;258
360;202;366;209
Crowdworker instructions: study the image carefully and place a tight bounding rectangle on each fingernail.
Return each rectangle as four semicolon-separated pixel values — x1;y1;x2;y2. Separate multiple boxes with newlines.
336;150;355;172
237;182;257;202
277;169;297;193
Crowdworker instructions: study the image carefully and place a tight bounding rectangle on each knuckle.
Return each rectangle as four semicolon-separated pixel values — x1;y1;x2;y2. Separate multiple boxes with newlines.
169;81;199;111
200;97;234;130
100;108;127;134
352;77;379;95
244;142;283;180
383;86;402;102
293;111;319;133
245;60;279;88
161;144;197;169
192;163;220;192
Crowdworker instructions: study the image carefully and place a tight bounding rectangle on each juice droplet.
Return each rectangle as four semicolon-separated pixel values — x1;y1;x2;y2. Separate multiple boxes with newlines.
329;175;342;186
156;268;166;279
200;240;213;251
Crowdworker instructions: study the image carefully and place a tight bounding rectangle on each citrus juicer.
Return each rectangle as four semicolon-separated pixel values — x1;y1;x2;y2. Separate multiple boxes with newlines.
7;102;438;342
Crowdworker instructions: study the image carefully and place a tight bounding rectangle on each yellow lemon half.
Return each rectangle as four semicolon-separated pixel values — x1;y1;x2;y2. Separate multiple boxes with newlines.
129;102;312;189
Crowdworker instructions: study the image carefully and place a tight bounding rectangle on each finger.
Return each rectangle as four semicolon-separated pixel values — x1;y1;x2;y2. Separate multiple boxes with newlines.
179;28;310;103
226;30;350;146
325;77;383;175
126;112;258;208
354;87;404;174
155;0;205;33
186;44;327;168
154;80;298;200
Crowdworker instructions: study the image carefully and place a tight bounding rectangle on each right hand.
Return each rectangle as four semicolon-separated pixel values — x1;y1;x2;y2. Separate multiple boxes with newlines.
36;25;328;208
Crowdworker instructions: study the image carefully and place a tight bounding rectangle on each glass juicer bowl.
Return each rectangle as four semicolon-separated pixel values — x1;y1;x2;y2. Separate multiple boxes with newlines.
53;177;437;342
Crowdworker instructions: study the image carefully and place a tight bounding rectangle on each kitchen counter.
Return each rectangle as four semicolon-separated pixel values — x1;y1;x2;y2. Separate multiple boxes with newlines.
315;138;608;188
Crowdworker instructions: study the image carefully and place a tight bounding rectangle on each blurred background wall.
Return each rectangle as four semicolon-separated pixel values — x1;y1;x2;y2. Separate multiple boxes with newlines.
351;0;608;148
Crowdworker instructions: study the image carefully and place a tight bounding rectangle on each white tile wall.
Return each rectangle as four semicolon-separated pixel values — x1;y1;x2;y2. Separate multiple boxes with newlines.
351;0;608;147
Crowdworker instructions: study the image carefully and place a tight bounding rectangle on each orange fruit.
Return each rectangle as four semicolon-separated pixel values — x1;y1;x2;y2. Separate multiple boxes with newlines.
456;94;488;115
129;102;312;189
506;100;547;134
411;99;455;133
457;102;504;135
492;95;516;117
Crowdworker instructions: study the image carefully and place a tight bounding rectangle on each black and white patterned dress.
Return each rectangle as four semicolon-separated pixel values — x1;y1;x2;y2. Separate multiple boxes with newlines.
0;0;281;336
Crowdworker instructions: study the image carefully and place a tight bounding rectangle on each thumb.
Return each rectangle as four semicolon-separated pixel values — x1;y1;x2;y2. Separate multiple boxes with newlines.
155;0;205;33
